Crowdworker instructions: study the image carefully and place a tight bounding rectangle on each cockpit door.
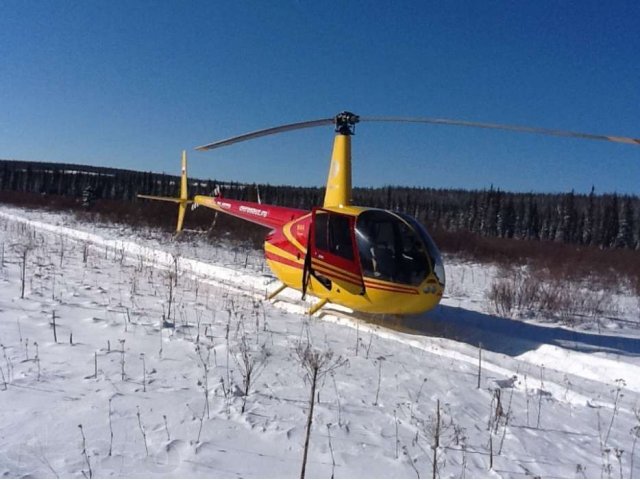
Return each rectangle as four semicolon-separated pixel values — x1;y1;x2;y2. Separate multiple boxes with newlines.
308;208;365;295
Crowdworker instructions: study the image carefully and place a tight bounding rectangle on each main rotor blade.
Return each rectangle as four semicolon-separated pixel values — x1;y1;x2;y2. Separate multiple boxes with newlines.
195;117;335;151
361;116;640;146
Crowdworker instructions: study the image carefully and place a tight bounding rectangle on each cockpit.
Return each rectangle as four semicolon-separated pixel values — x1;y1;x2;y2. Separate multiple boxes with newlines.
311;207;445;293
355;210;445;287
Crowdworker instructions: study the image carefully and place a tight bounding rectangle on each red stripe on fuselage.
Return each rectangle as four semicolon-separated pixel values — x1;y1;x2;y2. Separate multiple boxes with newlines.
364;279;419;294
313;265;363;286
267;254;422;296
364;281;420;295
265;251;303;270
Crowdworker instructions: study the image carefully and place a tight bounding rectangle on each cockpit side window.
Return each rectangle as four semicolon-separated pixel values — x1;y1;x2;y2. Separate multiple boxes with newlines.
314;211;355;261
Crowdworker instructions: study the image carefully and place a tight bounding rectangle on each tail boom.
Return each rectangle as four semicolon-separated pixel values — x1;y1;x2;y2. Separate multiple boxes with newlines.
194;195;307;230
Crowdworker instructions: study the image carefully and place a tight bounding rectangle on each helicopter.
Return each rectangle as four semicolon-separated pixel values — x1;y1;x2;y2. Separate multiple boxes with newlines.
138;111;639;316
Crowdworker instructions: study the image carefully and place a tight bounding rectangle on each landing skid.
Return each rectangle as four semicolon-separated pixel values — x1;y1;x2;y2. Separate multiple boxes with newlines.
265;283;330;316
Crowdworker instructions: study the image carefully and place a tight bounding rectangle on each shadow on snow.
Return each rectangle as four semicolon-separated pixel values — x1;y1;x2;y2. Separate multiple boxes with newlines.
355;305;640;358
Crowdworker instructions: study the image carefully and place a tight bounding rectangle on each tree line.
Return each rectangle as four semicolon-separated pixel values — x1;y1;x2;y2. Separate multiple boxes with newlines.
1;159;638;250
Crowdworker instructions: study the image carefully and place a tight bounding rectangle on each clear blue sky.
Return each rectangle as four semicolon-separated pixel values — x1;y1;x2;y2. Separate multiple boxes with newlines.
1;0;639;194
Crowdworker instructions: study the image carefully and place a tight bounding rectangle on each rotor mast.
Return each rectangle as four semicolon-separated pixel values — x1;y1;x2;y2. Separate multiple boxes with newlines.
323;111;359;208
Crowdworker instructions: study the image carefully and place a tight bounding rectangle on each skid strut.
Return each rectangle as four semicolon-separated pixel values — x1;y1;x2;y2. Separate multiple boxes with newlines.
266;283;287;301
308;298;329;316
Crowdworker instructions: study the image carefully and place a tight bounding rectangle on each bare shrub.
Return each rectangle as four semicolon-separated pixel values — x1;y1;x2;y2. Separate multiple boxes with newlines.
432;227;640;292
488;268;618;325
234;336;269;414
487;268;540;317
419;400;460;478
488;279;516;317
295;342;347;479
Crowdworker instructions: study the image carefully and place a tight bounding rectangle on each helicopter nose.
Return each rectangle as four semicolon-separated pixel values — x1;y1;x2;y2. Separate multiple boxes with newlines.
422;278;440;294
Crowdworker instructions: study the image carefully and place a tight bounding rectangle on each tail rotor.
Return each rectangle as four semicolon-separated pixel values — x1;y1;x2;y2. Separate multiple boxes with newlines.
137;150;193;234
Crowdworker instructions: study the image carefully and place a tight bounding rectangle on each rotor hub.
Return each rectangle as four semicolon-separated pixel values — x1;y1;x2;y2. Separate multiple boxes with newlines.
334;111;360;135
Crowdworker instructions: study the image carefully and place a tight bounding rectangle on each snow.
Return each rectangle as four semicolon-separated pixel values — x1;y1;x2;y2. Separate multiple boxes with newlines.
1;204;639;478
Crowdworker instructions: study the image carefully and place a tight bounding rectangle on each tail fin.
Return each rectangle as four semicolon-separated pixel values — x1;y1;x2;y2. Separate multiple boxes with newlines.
176;150;188;232
137;150;192;233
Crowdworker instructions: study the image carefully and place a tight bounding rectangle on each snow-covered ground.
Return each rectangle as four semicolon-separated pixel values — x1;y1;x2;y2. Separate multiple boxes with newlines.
1;204;639;478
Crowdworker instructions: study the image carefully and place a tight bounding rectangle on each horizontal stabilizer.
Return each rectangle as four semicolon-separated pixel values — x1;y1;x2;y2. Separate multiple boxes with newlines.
137;194;193;205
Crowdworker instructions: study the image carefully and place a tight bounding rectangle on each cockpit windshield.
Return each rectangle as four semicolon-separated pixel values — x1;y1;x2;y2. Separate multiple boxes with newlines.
397;213;446;287
355;210;431;286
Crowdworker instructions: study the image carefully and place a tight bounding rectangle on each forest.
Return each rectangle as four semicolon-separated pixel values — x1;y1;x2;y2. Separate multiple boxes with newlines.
1;159;637;252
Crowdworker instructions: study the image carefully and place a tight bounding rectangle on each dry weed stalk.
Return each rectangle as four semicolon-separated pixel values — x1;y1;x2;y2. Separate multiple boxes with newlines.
108;398;114;456
0;364;7;390
195;343;212;419
136;406;149;456
78;424;92;479
630;407;640;478
374;356;385;406
119;339;126;381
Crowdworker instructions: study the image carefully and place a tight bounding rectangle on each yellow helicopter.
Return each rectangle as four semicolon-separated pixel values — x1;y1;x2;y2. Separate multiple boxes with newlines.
139;112;638;315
